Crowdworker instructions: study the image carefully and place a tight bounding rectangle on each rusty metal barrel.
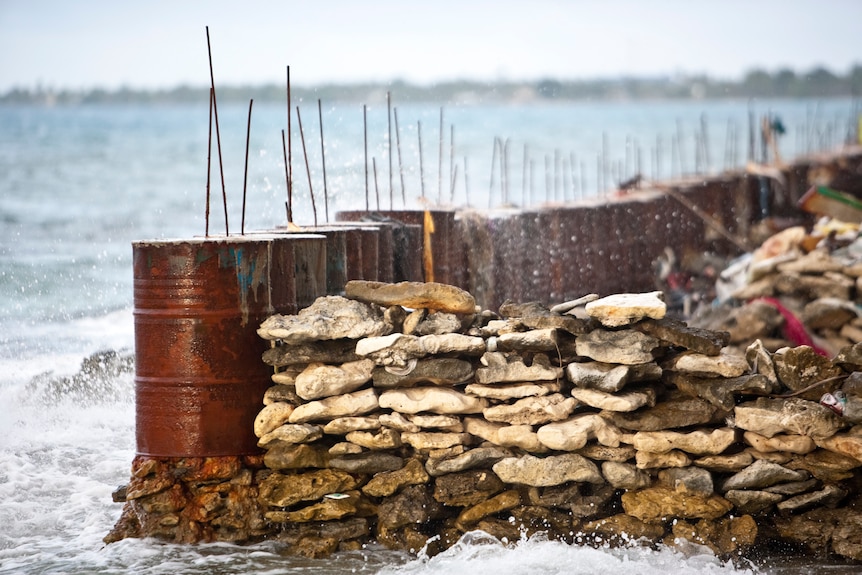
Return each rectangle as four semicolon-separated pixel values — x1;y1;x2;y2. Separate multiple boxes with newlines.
132;234;325;457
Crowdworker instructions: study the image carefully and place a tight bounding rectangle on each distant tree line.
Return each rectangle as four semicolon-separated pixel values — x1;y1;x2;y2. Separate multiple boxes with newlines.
3;65;861;106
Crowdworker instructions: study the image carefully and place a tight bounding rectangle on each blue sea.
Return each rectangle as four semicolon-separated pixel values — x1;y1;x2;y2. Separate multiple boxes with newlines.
0;95;859;574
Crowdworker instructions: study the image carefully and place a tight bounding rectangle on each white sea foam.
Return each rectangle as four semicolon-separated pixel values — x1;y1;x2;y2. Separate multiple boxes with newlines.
378;531;757;575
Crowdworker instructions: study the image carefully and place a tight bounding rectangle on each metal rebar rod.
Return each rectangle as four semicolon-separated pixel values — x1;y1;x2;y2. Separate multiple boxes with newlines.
394;107;406;207
205;87;213;237
554;148;560;201
205;26;229;235
701;113;711;173
677;119;686;175
286;66;293;223
579;160;586;200
450;163;459;206
502;138;510;204
363;104;369;212
602;132;609;195
438;107;444;204
372;157;380;211
562;158;570;203
387;91;393;210
318;99;329;223
463;155;470;207
488;137;498;209
241;98;253;235
449;124;455;203
296;106;318;227
281;129;290;221
417;120;426;200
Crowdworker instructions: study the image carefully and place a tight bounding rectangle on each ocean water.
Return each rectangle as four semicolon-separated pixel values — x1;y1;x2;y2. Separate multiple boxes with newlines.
0;96;859;574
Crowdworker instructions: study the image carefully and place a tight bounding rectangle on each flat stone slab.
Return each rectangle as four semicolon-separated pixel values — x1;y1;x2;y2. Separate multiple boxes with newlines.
483;394;576;426
401;432;471;450
633;318;729;356
605;394;720;432
362;459;429;498
372;358;474;388
328;452;405;474
721;459;809;491
258;423;323;447
465;381;561;401
537;413;622;451
476;352;562;384
495;424;546;452
289;388;380;424
734;397;845;440
345;280;477;314
570;386;656;412
262;339;359;367
584;291;667;327
492;453;603;487
295;359;375;400
567;361;662;393
575;329;663;365
631;427;737;455
356;333;485;367
323;416;381;435
550;293;600;314
379;387;487;415
663;349;749;378
259;296;391;343
621;486;733;521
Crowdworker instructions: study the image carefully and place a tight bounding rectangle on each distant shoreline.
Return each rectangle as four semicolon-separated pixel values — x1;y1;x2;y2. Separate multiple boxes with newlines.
3;66;861;106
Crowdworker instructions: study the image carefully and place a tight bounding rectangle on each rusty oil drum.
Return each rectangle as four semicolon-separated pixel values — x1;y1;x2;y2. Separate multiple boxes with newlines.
132;235;315;457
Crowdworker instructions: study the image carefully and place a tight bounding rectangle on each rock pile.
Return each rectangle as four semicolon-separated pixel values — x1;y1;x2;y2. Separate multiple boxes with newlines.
104;454;269;544
250;280;862;561
697;221;862;358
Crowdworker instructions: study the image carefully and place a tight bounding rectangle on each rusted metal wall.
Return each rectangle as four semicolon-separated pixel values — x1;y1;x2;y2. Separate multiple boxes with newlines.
336;172;778;310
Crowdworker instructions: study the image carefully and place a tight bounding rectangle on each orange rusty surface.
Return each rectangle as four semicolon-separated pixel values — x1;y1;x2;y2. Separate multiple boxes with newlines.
133;236;289;457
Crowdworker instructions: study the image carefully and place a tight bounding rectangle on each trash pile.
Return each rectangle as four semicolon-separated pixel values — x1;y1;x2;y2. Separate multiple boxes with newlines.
694;218;862;358
248;280;862;561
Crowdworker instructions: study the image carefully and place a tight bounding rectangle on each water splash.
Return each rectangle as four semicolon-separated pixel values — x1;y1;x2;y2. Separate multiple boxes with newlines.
380;530;758;575
24;349;134;407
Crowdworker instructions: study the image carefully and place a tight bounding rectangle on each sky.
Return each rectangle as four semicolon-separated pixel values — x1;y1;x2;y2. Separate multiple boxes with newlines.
0;0;860;92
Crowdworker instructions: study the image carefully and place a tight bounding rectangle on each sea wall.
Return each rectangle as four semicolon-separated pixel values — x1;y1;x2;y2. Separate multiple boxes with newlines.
108;278;862;561
336;149;862;311
105;149;862;560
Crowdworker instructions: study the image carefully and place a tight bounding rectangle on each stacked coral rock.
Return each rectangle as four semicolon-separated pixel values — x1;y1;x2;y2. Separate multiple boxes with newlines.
104;454;269;544
699;221;862;357
251;280;862;561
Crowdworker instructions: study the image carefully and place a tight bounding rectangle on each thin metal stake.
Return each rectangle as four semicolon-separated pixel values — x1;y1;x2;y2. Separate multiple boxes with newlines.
363;104;369;212
296;106;317;227
387;91;393;210
286;66;293;223
449;124;455;203
394;107;406;206
205;26;228;235
318;99;329;223
438;107;444;204
241;98;253;235
281;129;290;221
463;155;470;207
417;120;426;200
488;137;498;209
372;157;380;210
205;87;213;237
